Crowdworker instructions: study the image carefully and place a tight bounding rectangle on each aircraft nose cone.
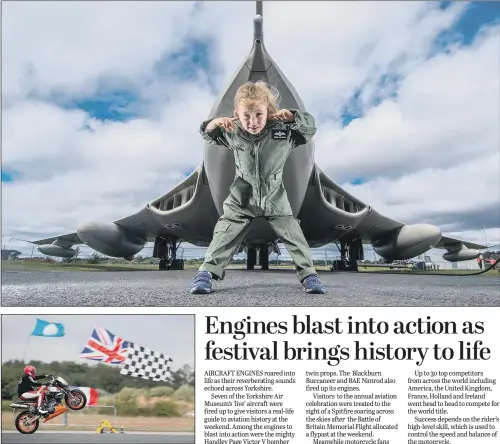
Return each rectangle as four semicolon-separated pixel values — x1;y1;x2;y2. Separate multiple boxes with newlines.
254;14;263;40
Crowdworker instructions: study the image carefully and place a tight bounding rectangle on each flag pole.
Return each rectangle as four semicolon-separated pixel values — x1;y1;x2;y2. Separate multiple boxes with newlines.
22;334;32;364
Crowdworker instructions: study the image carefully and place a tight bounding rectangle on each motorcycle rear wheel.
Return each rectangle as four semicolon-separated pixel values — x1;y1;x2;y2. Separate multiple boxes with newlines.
15;411;39;434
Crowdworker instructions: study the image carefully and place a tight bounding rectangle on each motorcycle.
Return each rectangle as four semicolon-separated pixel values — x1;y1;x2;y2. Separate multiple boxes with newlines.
10;375;87;434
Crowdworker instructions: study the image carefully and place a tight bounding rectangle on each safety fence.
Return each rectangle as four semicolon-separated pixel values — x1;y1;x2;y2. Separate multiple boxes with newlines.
37;404;118;428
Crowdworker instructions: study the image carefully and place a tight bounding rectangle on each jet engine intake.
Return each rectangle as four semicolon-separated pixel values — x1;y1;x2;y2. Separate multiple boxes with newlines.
38;245;77;258
443;245;480;262
77;221;146;258
372;224;442;261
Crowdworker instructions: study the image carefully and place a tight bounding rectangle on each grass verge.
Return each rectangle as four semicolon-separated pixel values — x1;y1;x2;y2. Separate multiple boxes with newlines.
3;260;497;275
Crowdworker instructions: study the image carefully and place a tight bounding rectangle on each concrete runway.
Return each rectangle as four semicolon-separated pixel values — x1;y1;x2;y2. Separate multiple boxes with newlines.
1;431;194;444
2;269;498;306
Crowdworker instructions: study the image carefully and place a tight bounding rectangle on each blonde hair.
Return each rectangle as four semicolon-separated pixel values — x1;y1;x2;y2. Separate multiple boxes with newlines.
234;80;280;115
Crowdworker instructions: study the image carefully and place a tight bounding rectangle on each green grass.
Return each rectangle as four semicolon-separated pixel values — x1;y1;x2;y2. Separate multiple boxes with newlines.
358;266;499;276
1;260;326;272
1;261;157;272
3;260;497;276
1;260;224;272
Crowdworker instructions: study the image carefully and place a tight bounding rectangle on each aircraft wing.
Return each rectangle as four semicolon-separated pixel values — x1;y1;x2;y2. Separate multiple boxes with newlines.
30;200;177;248
31;232;82;247
298;165;405;248
434;236;488;250
144;165;220;246
297;165;487;261
29;165;220;258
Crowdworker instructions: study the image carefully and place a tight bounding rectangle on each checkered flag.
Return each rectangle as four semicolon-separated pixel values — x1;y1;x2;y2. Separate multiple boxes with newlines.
119;343;173;382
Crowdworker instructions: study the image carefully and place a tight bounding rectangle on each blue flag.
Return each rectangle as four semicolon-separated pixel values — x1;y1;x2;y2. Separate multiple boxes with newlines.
31;318;65;337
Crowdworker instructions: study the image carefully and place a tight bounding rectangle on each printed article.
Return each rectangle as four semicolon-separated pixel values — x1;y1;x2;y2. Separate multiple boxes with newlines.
198;307;499;444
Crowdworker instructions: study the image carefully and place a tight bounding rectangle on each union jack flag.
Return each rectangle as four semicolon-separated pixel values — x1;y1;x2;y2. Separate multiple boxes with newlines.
79;326;130;365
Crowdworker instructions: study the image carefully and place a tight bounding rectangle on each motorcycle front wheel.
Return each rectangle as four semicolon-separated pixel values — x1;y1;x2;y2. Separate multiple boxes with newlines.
65;389;87;410
15;411;39;434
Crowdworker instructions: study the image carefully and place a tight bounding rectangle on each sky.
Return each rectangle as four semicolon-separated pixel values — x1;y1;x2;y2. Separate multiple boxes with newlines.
2;1;500;260
1;314;194;369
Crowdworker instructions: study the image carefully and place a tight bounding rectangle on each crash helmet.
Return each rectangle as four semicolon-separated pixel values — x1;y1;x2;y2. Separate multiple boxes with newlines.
24;365;36;378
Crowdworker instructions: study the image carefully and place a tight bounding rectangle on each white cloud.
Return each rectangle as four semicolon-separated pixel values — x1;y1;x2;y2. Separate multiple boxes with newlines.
341;153;500;227
2;1;499;259
2;1;197;100
315;25;500;182
191;1;469;114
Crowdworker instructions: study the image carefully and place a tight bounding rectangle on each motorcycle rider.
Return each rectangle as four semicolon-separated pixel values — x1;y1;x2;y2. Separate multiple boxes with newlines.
17;365;52;415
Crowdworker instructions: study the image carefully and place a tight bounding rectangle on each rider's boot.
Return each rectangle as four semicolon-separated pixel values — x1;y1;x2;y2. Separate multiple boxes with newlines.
36;401;49;416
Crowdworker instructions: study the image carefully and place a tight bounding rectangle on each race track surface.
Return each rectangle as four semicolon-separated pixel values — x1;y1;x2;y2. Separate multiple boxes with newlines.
2;269;498;306
1;431;194;444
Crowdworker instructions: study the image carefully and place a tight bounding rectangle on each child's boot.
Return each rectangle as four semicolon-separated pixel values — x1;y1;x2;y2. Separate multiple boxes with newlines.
301;273;326;294
190;271;213;294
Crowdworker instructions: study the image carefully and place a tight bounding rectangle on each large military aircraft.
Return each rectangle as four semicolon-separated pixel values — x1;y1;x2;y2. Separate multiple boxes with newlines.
30;2;485;270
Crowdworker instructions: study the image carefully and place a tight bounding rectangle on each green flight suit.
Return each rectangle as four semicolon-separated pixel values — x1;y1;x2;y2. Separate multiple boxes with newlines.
199;109;317;282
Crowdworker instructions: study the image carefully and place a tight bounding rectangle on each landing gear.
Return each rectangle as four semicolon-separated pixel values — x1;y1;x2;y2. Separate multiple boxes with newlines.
247;247;256;270
170;259;185;270
259;245;269;270
348;238;363;271
246;245;269;270
159;258;168;270
153;237;184;270
331;238;363;271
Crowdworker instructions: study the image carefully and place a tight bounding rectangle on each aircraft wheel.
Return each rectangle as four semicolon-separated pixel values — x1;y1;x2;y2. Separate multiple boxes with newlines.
159;259;167;271
259;247;269;270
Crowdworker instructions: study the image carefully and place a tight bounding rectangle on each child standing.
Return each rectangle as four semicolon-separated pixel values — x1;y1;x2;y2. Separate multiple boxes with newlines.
190;81;325;295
